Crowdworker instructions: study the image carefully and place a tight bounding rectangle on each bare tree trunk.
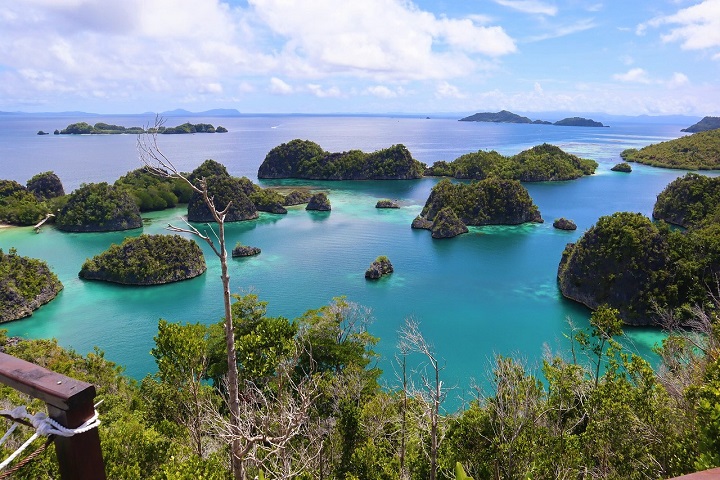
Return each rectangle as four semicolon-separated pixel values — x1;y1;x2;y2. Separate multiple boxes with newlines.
137;120;243;479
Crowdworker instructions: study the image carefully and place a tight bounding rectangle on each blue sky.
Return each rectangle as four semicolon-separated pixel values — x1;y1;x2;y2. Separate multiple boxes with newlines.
0;0;718;115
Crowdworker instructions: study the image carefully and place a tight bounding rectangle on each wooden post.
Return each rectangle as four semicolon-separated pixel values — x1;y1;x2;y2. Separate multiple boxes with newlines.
0;352;106;479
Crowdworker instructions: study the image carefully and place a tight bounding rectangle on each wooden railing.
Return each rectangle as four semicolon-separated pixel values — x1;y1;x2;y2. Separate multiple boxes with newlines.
0;352;106;479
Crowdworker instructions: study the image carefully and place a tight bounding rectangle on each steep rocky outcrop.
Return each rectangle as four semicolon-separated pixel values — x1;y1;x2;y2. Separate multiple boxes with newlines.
258;139;425;180
55;182;142;232
553;218;577;230
557;212;670;326
653;173;720;228
376;200;399;208
0;248;63;323
365;256;394;279
306;193;331;211
283;190;312;206
26;171;65;200
430;207;469;239
611;163;632;173
187;175;258;222
232;244;261;257
79;234;206;285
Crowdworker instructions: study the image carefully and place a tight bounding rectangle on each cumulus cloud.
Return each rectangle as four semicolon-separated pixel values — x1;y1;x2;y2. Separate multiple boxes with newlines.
269;77;293;94
492;0;557;16
435;81;465;99
365;86;399;99
613;69;690;88
613;68;651;83
639;0;720;51
249;0;516;81
306;84;342;98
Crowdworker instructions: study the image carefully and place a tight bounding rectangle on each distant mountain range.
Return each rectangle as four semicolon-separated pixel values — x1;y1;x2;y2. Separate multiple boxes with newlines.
459;110;607;127
0;108;242;117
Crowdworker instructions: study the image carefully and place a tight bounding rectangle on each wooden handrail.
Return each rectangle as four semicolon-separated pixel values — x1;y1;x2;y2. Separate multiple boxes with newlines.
0;352;106;479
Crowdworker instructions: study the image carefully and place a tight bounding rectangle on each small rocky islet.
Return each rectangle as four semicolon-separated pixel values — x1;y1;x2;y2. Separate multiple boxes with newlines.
365;256;393;279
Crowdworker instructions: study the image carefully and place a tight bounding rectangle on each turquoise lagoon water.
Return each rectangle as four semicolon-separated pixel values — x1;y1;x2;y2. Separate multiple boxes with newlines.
0;114;698;404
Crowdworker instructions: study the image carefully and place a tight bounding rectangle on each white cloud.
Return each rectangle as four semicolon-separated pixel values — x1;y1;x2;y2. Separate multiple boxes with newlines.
365;86;399;99
198;82;223;94
640;0;720;51
249;0;516;82
269;77;293;94
306;84;342;98
667;72;690;88
526;19;596;41
492;0;557;16
613;68;651;83
435;81;465;99
612;69;690;88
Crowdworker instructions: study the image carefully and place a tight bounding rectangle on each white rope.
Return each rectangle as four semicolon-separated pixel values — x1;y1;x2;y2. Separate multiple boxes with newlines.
0;405;101;471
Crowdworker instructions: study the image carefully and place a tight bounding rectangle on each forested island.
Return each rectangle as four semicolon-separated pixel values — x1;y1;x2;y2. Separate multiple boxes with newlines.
55;122;228;135
0;248;63;322
681;116;720;133
620;129;720;169
558;173;720;326
257;139;425;180
79;234;206;285
55;182;142;232
412;178;542;238
459;110;606;127
424;143;597;181
0;172;65;227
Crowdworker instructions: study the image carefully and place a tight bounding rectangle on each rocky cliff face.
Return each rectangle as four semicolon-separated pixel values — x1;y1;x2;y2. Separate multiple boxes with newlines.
26;171;65;200
0;250;63;323
557;212;670;326
365;257;394;279
306;192;331;211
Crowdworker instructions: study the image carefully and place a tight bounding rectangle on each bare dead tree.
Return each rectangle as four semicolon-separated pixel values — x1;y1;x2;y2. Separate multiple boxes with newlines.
394;334;411;480
205;353;322;480
137;117;243;479
399;317;447;480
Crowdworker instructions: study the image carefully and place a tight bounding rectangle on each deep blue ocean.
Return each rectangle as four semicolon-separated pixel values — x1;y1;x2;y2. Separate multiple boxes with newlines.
0;114;700;406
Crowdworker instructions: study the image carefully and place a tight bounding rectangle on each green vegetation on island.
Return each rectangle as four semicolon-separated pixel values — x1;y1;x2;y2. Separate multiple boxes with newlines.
681;116;720;133
114;168;193;212
365;255;393;279
306;192;331;211
231;242;261;257
558;177;720;325
55;182;142;232
425;143;597;181
26;171;65;200
57;122;228;135
3;288;720;479
458;110;605;127
653;173;720;228
553;116;606;127
79;234;206;285
620;129;720;169
413;178;542;238
611;162;632;172
376;199;400;208
553;217;577;230
0;248;63;322
257;139;425;180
